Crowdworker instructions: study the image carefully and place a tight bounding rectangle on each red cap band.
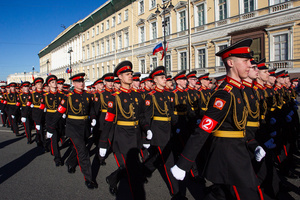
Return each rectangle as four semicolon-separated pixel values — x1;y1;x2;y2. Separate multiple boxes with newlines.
221;47;250;60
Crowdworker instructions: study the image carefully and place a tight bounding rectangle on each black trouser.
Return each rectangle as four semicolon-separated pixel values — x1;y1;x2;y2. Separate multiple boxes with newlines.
50;129;62;162
69;137;92;182
1;110;8;126
143;145;179;196
204;184;264;200
10;112;19;135
34;121;46;147
23;117;32;142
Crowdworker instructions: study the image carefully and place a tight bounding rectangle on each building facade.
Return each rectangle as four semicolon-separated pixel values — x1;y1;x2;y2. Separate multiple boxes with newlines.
35;0;300;82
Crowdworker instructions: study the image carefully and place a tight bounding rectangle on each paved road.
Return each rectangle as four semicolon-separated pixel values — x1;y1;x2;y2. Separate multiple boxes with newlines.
0;123;299;200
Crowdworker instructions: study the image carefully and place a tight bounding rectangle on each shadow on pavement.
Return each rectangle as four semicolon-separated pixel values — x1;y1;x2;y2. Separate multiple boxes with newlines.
0;146;44;184
0;136;26;149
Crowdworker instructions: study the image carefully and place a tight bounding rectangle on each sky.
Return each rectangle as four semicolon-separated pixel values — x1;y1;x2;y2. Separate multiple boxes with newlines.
0;0;107;81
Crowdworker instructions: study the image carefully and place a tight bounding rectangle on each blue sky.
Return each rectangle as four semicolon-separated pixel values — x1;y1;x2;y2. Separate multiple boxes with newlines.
0;0;106;81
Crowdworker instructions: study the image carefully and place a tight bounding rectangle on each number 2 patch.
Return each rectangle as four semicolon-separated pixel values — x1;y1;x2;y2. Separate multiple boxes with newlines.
199;115;218;133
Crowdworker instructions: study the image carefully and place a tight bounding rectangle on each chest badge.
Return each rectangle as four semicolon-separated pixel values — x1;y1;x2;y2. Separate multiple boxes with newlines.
250;95;254;99
124;99;127;103
75;99;79;102
237;98;241;104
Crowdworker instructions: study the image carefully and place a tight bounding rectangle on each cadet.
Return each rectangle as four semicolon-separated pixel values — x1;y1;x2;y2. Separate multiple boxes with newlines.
0;85;8;127
6;82;21;136
198;73;211;118
48;73;98;189
171;39;265;200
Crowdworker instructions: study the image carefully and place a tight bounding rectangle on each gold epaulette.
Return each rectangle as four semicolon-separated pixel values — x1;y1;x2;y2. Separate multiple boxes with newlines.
223;84;233;93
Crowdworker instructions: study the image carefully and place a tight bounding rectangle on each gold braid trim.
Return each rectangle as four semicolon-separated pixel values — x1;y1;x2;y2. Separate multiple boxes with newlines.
7;93;15;103
243;91;259;119
45;95;56;110
152;95;168;116
232;92;248;130
115;95;133;119
19;94;27;105
68;95;82;115
32;93;40;105
100;93;107;110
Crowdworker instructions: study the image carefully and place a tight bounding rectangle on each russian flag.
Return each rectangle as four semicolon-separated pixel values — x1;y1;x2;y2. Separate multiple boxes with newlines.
66;68;72;73
153;42;164;55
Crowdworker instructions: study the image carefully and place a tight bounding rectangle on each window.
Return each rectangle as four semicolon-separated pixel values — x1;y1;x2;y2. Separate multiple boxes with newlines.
101;42;104;54
124;9;128;21
140;59;146;73
150;0;156;9
97;43;100;56
118;35;122;49
180;52;187;70
87;32;89;40
152;57;157;69
112;38;115;51
219;0;227;20
198;49;206;68
125;32;129;47
139;0;144;14
107;65;110;73
139;26;145;43
106;39;110;52
163;16;171;36
101;23;104;32
274;34;288;61
112;17;115;27
87;69;90;78
93;67;95;79
106;20;109;30
218;45;227;66
165;55;171;72
197;4;205;26
96;26;99;35
274;0;289;4
87;47;90;59
179;11;186;31
92;45;95;57
97;66;100;77
92;28;95;37
151;22;157;40
244;0;254;13
118;13;122;24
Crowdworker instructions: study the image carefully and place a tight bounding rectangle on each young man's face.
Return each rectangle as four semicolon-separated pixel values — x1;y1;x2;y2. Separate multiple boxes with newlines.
119;72;133;85
248;64;258;80
200;79;210;88
176;79;187;89
277;77;285;85
22;86;29;93
227;57;251;79
166;81;173;89
114;83;121;90
145;80;153;89
268;76;276;85
154;75;166;88
10;86;16;92
132;81;140;89
258;69;269;82
293;81;299;87
72;81;85;90
188;78;197;87
57;83;63;90
48;80;57;89
35;82;43;90
105;81;114;89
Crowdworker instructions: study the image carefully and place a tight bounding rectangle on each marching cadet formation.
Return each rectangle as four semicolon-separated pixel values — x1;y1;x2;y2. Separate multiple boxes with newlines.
0;38;299;200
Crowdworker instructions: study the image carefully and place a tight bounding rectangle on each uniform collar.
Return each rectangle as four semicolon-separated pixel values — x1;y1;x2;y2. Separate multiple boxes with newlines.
264;84;273;89
36;89;42;93
176;86;184;92
74;89;83;94
145;87;151;92
155;86;164;93
225;76;243;89
50;90;57;94
105;87;113;92
187;85;195;90
242;80;252;88
254;81;265;90
200;85;207;90
120;87;131;93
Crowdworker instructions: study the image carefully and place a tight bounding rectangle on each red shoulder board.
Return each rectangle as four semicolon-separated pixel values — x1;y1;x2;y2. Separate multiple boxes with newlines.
274;87;278;91
184;88;189;92
148;90;156;96
112;91;120;96
43;93;48;96
66;92;73;97
223;84;233;93
172;89;178;94
99;90;105;94
253;86;258;91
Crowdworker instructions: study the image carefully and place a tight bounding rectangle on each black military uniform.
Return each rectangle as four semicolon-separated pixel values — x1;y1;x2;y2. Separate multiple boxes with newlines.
48;73;97;189
19;82;33;143
99;61;146;197
172;39;264;200
198;73;211;118
0;85;8;127
40;75;65;166
143;66;182;198
5;82;21;136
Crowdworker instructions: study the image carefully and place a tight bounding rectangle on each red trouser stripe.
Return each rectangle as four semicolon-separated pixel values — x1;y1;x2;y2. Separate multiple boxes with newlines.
232;185;241;200
158;146;174;195
190;169;195;177
277;155;281;163
121;154;134;199
140;149;144;159
283;145;288;156
258;185;264;200
23;122;28;138
113;153;120;168
70;138;86;181
50;138;54;155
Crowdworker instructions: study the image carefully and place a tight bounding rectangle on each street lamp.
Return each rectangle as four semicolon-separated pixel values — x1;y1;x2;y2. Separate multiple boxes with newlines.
46;59;50;76
155;0;174;72
68;47;73;78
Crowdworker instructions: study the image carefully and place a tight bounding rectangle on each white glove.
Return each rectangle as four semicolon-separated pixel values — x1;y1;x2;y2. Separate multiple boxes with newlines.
255;146;266;162
99;148;107;157
62;114;66;119
146;130;153;140
196;119;201;125
44;108;47;112
143;144;150;149
30;104;34;108
171;165;186;181
176;129;180;134
21;117;26;123
46;132;53;138
91;119;96;127
11;115;15;119
35;125;40;130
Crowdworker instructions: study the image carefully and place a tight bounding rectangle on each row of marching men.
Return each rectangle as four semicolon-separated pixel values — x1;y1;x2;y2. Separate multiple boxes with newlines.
0;38;299;199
